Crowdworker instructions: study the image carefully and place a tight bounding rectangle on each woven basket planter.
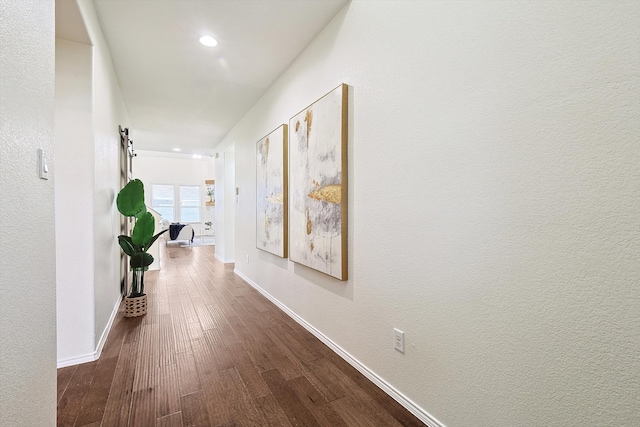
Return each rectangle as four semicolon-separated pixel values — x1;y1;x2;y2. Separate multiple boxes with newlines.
124;294;147;318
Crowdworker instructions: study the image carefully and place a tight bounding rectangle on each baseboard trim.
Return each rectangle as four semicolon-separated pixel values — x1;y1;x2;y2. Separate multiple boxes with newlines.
234;269;445;427
214;253;234;264
94;295;121;359
57;352;97;368
56;295;121;369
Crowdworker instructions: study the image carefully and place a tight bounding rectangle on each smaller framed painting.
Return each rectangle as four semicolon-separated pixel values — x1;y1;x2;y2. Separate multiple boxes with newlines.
256;124;288;258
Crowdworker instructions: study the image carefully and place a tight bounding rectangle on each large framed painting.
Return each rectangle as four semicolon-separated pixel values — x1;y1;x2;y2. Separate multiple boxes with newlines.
256;124;288;257
288;83;348;280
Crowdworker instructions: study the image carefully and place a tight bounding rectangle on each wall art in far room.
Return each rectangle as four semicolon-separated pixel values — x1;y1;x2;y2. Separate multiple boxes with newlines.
205;180;215;206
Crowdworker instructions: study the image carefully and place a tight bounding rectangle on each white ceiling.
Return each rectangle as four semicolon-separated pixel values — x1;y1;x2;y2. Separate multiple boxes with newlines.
58;0;348;156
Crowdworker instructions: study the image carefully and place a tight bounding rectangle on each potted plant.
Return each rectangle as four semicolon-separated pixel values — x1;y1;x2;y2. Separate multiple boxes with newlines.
116;179;167;317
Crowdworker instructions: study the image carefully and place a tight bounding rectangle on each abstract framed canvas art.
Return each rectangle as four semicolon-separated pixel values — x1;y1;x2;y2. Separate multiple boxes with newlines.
289;84;348;280
256;124;288;257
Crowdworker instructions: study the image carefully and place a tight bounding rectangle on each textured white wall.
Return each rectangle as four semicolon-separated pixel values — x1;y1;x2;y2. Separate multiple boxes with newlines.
219;1;640;425
213;147;237;263
223;145;236;262
215;154;227;261
0;1;57;425
55;38;95;365
77;0;130;351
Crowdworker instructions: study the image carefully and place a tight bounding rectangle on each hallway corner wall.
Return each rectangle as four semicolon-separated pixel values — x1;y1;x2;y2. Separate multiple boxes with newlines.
76;0;131;363
55;37;96;365
214;147;236;263
0;1;57;425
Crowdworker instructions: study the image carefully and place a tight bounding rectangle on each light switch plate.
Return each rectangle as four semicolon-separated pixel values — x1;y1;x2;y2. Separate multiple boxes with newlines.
38;148;49;180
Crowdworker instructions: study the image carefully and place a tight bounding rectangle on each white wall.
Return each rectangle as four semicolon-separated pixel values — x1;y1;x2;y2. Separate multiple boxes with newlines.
53;0;129;367
213;145;237;264
0;1;57;425
217;1;640;426
214;153;227;261
55;37;95;365
223;145;236;262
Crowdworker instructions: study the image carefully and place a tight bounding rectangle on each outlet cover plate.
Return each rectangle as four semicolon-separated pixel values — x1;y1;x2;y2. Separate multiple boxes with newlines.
394;328;405;353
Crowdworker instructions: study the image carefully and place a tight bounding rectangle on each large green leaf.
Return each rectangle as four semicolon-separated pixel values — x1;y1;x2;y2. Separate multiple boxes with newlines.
132;212;155;247
116;179;146;218
118;235;136;256
130;252;154;269
145;229;169;251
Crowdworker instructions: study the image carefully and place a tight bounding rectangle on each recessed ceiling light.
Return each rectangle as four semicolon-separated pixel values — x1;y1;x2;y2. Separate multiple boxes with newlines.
193;154;202;159
199;35;218;47
173;148;181;152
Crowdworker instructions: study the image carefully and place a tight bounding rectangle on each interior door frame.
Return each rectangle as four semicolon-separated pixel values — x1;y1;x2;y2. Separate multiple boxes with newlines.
118;125;133;295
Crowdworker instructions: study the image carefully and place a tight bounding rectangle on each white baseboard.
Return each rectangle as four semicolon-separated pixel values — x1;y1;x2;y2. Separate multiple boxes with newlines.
56;295;121;369
94;295;121;359
214;253;234;264
233;269;445;427
56;352;98;368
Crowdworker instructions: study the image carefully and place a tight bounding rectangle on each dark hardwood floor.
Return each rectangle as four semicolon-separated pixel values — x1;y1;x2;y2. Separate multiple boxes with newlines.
57;244;425;427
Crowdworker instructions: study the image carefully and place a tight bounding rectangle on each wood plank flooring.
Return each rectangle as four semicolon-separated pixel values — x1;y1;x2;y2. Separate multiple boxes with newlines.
57;245;425;427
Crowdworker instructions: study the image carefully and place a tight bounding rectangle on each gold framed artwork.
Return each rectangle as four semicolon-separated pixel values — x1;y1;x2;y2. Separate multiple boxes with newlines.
288;83;348;280
256;124;288;258
205;180;215;206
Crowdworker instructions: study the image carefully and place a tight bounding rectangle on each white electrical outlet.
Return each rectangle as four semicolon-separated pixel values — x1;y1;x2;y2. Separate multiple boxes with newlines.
393;328;405;353
246;254;249;263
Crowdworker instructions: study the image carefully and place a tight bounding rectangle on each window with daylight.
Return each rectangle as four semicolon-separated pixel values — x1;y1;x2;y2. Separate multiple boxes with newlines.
151;184;201;223
151;184;175;222
180;185;201;223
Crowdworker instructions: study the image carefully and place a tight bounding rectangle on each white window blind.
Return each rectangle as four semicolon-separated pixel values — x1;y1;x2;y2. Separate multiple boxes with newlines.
151;184;174;222
180;185;201;223
151;184;202;223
